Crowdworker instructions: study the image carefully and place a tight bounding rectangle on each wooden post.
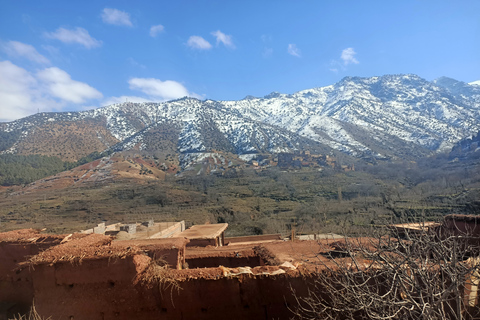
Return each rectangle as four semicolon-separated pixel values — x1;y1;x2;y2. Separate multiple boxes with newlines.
291;217;296;242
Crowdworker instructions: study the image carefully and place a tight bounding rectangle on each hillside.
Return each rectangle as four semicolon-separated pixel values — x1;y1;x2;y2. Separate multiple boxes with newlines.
1;148;479;236
449;130;480;160
1;74;479;167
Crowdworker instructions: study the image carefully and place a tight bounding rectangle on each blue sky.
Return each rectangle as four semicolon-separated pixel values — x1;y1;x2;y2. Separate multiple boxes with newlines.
0;0;479;121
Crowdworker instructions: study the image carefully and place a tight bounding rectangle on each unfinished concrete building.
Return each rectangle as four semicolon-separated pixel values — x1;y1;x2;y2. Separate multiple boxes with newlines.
178;223;228;247
82;221;186;240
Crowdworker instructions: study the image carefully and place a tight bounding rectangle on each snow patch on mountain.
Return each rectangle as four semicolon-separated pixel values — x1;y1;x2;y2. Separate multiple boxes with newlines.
470;80;480;86
2;74;480;164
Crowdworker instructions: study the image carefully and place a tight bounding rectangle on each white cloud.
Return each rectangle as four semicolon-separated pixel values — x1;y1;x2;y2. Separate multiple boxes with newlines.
341;47;359;65
1;41;50;64
102;8;133;27
37;67;102;103
128;78;194;101
103;78;202;106
328;48;359;73
211;30;235;49
45;27;102;49
0;60;39;121
0;60;104;121
103;95;151;106
187;36;212;50
150;24;165;37
287;44;301;57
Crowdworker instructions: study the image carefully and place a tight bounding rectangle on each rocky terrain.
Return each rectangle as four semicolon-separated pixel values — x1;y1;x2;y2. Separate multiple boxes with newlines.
1;74;480;168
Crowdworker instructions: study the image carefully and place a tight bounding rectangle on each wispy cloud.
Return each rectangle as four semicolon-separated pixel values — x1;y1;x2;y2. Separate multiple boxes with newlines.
329;47;360;73
329;64;339;73
341;47;359;65
263;47;273;58
129;77;200;101
261;35;273;58
261;35;272;43
127;57;146;69
0;60;102;121
187;36;212;50
41;45;60;56
1;41;50;64
211;30;235;49
287;44;301;57
101;8;133;27
45;27;102;49
150;24;165;37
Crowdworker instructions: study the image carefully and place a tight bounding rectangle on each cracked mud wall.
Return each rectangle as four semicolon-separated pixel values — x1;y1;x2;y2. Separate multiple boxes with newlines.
29;261;312;320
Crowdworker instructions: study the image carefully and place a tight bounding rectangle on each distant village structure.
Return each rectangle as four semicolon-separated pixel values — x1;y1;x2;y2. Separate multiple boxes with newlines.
276;151;354;171
82;220;186;240
194;150;354;176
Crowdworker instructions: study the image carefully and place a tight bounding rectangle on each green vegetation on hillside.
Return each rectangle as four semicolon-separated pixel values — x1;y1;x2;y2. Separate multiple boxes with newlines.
0;131;21;152
0;152;478;236
0;154;67;186
0;150;110;186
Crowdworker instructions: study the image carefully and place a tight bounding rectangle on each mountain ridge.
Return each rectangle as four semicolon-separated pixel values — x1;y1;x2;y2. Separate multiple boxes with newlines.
1;74;479;167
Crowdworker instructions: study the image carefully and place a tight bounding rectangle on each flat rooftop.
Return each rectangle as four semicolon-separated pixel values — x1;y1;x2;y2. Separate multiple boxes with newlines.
178;223;228;240
388;221;441;231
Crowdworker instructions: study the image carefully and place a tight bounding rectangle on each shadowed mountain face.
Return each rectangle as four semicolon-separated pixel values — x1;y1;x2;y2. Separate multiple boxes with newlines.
1;74;479;166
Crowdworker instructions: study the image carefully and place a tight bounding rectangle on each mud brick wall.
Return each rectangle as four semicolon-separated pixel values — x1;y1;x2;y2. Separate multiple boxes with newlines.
30;265;313;320
0;235;63;318
31;255;147;320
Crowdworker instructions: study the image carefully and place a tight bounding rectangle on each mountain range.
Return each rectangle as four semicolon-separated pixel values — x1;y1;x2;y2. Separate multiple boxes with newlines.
1;74;479;168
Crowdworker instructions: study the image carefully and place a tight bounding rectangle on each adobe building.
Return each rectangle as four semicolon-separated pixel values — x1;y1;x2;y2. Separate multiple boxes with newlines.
177;223;228;247
3;215;480;319
0;227;324;320
388;221;442;239
442;214;480;237
388;215;480;240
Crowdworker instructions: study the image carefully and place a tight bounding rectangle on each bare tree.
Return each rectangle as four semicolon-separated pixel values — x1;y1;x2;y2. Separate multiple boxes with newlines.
292;224;480;320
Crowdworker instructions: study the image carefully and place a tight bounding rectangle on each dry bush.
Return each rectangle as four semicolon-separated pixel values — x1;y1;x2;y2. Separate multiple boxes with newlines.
9;303;51;320
292;224;480;320
140;255;182;306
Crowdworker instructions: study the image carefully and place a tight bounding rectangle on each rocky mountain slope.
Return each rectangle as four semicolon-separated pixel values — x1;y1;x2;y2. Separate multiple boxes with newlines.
1;74;479;167
449;130;480;160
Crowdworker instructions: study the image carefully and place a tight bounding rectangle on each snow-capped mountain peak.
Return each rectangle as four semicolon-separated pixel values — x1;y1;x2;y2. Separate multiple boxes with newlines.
1;74;479;167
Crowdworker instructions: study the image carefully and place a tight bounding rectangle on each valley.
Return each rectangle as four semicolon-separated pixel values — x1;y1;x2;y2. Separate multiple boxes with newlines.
1;74;479;237
1;149;478;238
